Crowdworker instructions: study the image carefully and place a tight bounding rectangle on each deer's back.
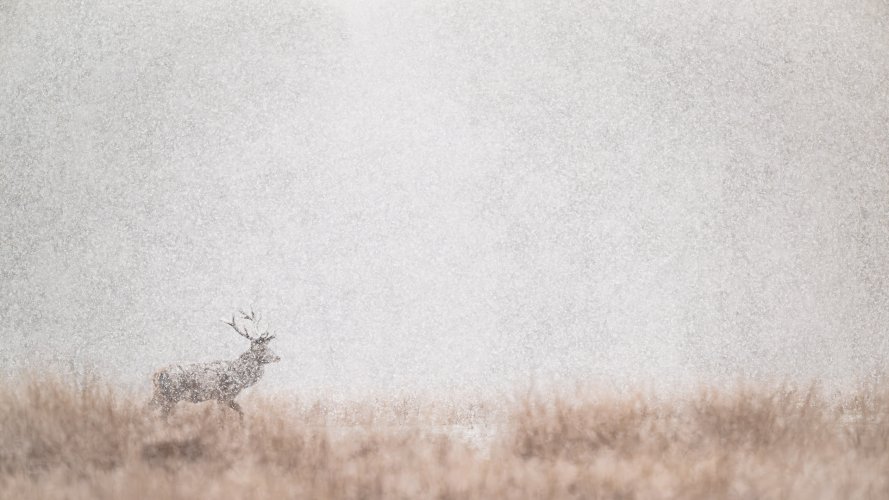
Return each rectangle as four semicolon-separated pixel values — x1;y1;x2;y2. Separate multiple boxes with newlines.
153;360;235;403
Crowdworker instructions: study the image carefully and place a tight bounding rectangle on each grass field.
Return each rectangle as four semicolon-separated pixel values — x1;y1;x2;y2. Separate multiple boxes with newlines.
2;374;889;499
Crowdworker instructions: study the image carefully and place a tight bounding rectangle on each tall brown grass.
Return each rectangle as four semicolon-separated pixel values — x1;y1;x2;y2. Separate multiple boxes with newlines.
2;374;888;499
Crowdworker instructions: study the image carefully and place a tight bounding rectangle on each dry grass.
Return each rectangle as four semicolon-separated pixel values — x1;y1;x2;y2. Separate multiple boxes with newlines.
2;374;889;499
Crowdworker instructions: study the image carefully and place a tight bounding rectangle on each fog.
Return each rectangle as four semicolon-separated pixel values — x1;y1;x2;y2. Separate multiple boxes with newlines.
2;0;888;396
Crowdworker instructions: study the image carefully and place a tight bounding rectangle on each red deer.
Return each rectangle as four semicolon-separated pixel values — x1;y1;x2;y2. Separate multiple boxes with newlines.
149;310;280;420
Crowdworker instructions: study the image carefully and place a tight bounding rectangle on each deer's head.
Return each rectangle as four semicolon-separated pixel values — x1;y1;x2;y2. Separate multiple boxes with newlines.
223;309;281;364
249;335;281;364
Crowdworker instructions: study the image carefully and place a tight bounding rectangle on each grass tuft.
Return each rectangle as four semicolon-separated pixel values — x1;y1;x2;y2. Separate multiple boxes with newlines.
2;373;889;498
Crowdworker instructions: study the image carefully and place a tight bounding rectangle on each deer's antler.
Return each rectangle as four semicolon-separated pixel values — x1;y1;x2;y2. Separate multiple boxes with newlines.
223;315;255;341
229;308;274;342
240;309;259;323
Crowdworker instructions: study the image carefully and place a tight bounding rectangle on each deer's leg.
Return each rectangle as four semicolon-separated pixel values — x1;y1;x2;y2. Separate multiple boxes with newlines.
227;399;244;421
158;400;175;422
149;384;167;409
148;391;171;420
214;399;232;420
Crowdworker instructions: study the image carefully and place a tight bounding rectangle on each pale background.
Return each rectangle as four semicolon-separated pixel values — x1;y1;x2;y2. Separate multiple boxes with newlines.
2;0;887;396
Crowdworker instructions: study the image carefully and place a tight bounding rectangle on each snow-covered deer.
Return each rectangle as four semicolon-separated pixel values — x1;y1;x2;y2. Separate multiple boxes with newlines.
149;310;280;420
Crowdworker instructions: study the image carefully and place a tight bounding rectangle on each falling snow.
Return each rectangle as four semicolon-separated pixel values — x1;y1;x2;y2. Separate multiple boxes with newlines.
1;0;888;397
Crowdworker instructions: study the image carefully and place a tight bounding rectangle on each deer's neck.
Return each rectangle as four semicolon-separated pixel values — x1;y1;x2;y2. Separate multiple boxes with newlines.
233;350;265;388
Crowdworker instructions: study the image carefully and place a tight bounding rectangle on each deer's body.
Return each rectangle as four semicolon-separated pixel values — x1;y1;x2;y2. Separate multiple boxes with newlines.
149;310;280;419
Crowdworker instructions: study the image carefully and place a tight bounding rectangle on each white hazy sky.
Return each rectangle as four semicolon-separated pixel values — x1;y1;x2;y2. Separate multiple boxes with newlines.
1;0;888;396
